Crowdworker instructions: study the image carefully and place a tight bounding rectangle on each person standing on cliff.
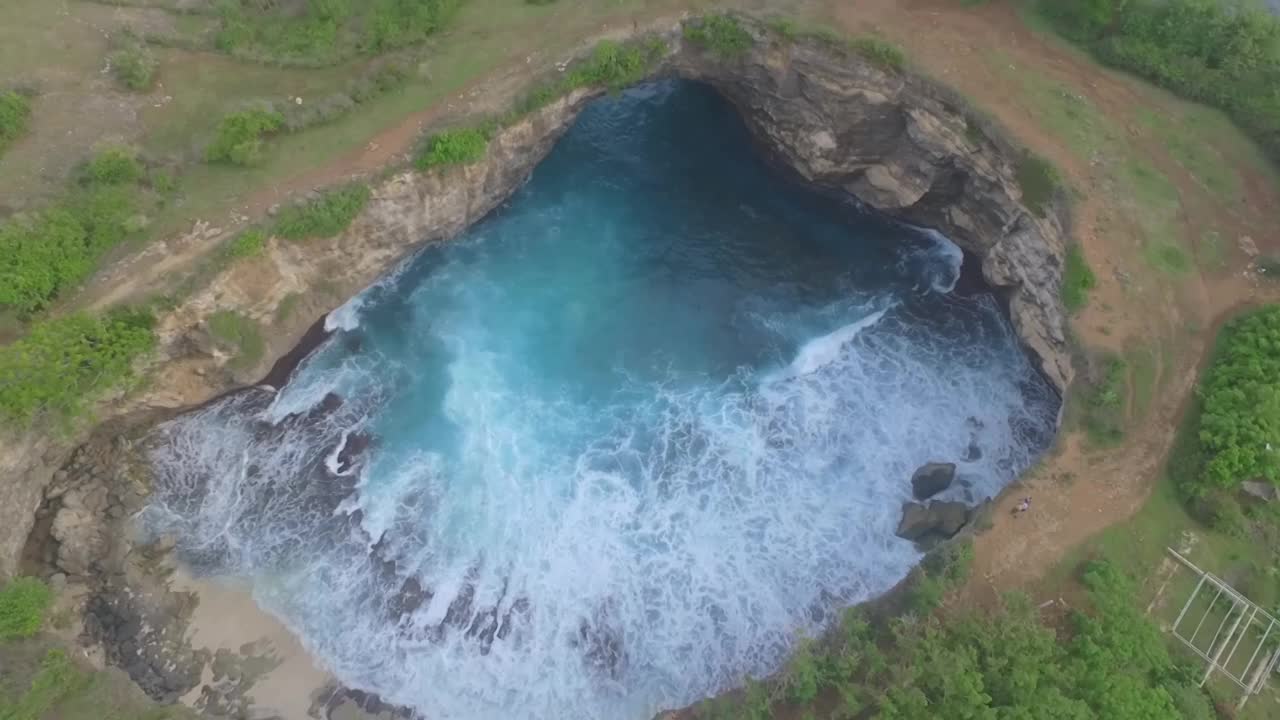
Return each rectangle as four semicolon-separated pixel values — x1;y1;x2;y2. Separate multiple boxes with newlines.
1014;497;1031;516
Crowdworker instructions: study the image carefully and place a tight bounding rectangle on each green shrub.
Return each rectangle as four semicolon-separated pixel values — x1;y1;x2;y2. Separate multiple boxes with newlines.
213;0;464;64
206;107;285;166
850;37;906;71
1081;356;1127;445
273;183;370;240
906;572;947;615
1039;0;1280;164
223;228;267;259
415;126;490;169
567;38;666;91
782;637;824;704
514;38;667;116
80;147;144;187
1197;307;1280;492
109;38;157;92
2;649;92;719
0;577;53;641
0;183;143;315
1015;153;1060;217
0;310;155;427
0;89;32;156
1062;244;1096;312
922;538;974;588
683;14;754;59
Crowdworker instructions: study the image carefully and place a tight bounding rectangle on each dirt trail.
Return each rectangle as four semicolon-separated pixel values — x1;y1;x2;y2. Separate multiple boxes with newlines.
830;0;1280;601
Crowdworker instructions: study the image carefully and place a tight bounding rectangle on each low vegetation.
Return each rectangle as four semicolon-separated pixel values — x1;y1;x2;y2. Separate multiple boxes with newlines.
206;310;264;372
1194;307;1280;495
517;37;669;115
272;183;370;240
683;14;754;59
1040;0;1280;163
108;33;157;92
214;0;465;66
1014;152;1060;217
0;309;155;427
0;147;153;316
849;36;906;71
415;126;492;169
1079;355;1128;447
0;90;31;158
0;578;52;642
697;549;1210;720
222;228;267;260
205;107;286;166
1062;244;1096;312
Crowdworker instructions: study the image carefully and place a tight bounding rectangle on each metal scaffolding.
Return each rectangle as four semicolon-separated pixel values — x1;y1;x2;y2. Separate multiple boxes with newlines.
1166;548;1280;709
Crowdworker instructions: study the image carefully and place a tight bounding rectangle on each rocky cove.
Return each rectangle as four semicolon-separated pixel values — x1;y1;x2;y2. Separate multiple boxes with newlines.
0;15;1071;720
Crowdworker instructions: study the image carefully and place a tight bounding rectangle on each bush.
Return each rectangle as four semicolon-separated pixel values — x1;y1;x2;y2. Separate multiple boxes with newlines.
705;559;1208;719
109;36;157;91
80;147;144;186
1197;307;1280;492
206;107;285;166
1015;153;1060;217
0;577;53;641
415;126;490;169
1062;244;1096;312
1081;356;1127;445
0;89;32;156
273;183;370;240
517;38;668;115
3;649;92;719
683;14;754;59
213;0;464;64
0;310;155;427
223;228;267;259
1039;0;1280;164
0;184;143;315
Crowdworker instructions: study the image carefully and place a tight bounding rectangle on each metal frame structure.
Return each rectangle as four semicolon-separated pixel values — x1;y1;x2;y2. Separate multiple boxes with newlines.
1166;548;1280;709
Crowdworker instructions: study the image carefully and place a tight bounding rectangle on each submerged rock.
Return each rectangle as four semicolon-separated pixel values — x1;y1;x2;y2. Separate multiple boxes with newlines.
910;462;957;500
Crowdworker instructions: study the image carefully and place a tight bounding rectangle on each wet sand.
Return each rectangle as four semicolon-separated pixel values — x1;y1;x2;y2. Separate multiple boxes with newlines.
171;569;331;720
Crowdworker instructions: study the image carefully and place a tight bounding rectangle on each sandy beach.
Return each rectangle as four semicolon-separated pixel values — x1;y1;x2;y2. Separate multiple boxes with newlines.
171;569;332;720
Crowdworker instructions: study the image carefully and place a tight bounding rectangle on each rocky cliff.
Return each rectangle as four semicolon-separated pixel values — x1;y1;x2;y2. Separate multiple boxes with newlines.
0;17;1071;710
674;25;1071;396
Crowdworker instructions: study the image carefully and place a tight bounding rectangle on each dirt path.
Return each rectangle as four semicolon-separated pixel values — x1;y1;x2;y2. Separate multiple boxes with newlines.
828;0;1280;602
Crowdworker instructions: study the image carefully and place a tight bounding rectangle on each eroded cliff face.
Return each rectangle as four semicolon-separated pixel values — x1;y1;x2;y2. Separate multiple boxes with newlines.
1;17;1070;615
674;27;1071;396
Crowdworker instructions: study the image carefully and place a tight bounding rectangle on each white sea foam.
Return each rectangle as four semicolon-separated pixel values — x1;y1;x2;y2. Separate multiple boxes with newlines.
325;294;366;332
139;80;1057;720
142;293;1054;720
773;308;889;379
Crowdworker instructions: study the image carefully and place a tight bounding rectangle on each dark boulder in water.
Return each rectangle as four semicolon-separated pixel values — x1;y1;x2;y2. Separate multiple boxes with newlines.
896;500;970;545
910;462;956;500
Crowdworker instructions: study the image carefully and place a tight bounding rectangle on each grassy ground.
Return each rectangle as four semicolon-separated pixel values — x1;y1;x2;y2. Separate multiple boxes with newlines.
1041;316;1280;717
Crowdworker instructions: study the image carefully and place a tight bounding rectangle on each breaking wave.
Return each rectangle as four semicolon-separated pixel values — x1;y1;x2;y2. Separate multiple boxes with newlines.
142;80;1058;720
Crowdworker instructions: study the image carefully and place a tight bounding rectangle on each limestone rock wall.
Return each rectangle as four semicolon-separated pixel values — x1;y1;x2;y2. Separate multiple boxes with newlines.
672;24;1072;395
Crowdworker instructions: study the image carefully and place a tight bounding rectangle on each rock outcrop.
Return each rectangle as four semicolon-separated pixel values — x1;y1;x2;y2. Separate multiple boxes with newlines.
911;462;957;501
674;23;1072;396
896;500;973;547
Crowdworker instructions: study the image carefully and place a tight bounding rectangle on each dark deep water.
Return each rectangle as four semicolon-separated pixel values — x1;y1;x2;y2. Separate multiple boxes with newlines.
144;81;1059;720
